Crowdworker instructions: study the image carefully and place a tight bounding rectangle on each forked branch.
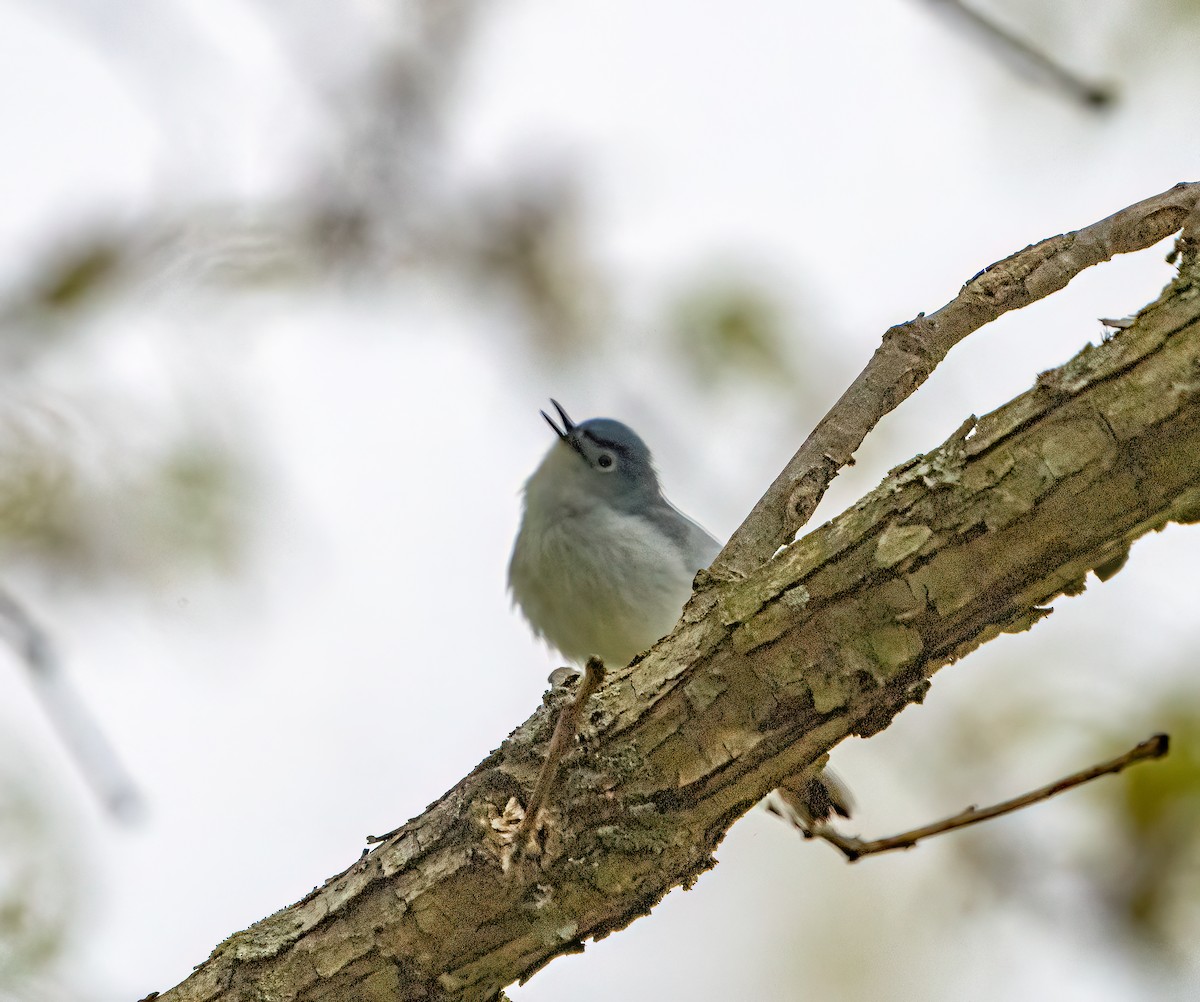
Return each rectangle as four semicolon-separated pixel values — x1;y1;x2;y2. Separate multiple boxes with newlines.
715;181;1200;577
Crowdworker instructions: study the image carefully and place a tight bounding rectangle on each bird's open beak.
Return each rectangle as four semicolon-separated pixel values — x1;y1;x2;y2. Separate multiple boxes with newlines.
540;399;575;441
540;399;585;457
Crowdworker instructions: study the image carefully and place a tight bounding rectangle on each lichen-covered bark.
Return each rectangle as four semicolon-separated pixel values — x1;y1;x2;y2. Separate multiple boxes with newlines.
154;257;1200;1002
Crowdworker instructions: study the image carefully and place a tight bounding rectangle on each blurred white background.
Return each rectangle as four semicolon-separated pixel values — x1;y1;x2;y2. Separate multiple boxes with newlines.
0;1;1198;1000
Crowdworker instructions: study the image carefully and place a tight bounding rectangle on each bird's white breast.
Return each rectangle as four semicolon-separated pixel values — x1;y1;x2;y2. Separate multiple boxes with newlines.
509;499;697;666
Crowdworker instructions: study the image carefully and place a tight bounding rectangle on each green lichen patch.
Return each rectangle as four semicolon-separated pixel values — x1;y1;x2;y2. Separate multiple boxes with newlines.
865;624;924;678
874;523;933;567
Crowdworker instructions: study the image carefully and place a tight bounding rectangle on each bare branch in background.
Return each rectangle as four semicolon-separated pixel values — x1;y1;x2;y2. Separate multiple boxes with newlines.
920;0;1115;108
794;734;1169;861
0;586;142;820
714;181;1200;578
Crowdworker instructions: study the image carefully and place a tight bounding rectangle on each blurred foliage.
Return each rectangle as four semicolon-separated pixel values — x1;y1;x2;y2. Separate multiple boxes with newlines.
449;176;606;358
668;278;796;388
152;440;247;573
31;240;122;314
0;760;75;998
1096;706;1200;955
0;403;250;587
0;417;73;561
0;1;604;356
0;0;605;588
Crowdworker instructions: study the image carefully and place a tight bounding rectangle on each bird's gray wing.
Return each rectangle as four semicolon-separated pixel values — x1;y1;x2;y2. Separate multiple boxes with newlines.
645;497;722;573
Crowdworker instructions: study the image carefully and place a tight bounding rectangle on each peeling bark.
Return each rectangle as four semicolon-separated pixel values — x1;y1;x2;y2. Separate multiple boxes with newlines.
152;218;1200;1002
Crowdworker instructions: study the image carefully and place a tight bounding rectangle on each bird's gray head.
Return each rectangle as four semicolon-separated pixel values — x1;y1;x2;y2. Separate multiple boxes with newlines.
532;400;661;512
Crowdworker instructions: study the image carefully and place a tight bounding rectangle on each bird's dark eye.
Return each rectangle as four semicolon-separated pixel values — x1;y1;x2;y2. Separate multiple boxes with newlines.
597;453;614;470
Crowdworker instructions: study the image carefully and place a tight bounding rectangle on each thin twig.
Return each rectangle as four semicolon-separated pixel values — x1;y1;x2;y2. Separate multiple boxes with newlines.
714;181;1200;578
810;733;1168;862
922;0;1115;109
512;657;606;850
0;585;143;820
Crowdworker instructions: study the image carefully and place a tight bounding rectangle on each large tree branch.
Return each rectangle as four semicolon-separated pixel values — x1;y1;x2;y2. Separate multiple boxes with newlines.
151;191;1200;1002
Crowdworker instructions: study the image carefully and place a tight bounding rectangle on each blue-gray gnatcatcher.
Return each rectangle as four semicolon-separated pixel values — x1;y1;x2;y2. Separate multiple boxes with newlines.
509;401;850;828
508;400;719;667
